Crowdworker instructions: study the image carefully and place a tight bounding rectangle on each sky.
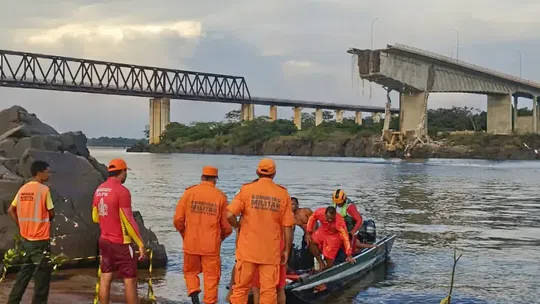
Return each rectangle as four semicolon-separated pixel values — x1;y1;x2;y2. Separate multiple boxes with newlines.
2;0;540;138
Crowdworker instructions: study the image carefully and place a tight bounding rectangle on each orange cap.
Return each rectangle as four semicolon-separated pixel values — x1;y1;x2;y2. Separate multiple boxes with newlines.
202;166;219;177
108;158;130;172
257;158;276;175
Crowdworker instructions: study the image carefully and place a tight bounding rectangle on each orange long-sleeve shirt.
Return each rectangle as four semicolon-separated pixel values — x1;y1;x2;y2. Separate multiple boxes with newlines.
307;208;352;256
173;181;232;256
227;178;295;265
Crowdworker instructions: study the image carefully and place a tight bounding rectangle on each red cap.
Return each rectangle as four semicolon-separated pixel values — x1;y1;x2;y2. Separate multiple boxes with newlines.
202;166;218;177
108;158;130;172
257;158;276;175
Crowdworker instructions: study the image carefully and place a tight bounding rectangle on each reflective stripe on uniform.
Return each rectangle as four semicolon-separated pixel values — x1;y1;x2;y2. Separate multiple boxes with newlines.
17;184;49;223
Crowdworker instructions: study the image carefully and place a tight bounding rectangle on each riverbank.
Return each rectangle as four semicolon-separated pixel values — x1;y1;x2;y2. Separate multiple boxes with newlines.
0;269;123;303
128;132;540;160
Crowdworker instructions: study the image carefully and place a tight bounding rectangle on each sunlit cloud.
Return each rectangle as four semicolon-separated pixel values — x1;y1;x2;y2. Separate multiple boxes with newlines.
25;21;203;45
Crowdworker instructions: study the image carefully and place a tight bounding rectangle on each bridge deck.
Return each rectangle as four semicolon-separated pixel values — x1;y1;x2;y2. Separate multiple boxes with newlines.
348;44;540;97
0;49;396;113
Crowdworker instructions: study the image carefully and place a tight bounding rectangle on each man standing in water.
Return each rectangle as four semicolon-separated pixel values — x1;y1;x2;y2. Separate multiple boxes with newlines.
174;166;232;304
92;158;146;304
227;158;294;304
7;161;55;304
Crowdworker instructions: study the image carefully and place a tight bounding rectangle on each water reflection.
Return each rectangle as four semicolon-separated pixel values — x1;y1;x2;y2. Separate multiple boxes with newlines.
88;149;540;304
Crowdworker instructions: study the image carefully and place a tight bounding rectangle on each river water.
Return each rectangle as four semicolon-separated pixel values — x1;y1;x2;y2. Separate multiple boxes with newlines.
89;148;540;304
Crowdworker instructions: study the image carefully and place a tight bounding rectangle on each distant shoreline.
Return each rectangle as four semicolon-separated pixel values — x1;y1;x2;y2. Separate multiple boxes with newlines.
88;145;132;149
125;134;540;161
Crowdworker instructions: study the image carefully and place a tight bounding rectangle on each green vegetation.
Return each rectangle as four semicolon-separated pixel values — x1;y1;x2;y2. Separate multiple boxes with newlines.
88;136;145;147
139;105;539;157
155;109;391;151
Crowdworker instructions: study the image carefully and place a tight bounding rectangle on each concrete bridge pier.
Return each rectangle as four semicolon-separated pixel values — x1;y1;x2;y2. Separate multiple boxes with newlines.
269;105;278;121
315;109;323;126
293;107;302;130
355;111;363;125
534;96;538;133
513;95;540;134
399;92;427;136
149;98;170;144
513;96;518;131
487;94;512;134
372;112;381;124
335;110;344;123
241;104;254;121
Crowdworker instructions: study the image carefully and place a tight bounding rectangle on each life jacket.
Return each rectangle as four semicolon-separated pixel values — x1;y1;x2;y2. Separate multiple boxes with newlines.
334;198;356;233
16;181;52;241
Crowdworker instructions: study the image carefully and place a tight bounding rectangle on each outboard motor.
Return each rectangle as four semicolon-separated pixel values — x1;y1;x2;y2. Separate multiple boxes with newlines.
357;219;377;244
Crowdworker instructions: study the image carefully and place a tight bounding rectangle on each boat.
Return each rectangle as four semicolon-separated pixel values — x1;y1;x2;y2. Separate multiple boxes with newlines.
283;234;397;304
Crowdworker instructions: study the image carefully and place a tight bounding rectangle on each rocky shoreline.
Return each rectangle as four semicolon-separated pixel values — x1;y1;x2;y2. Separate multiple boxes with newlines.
127;133;540;160
0;106;167;272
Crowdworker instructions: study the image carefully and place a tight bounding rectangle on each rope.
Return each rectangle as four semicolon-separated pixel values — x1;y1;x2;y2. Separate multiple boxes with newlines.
146;249;156;302
93;256;102;304
2;247;156;303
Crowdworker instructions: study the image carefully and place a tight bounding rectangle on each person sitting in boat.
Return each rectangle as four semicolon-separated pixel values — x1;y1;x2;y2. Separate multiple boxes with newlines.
292;197;313;232
332;189;363;237
305;206;355;271
289;197;315;272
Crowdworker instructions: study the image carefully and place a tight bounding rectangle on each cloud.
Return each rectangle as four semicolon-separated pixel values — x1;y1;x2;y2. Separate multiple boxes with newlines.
1;0;540;137
24;21;203;45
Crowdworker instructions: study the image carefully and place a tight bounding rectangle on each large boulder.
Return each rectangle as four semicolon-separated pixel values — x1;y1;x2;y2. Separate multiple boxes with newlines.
0;106;167;268
0;106;58;136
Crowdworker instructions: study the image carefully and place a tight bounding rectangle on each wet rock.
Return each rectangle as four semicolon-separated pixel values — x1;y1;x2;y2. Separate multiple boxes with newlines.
0;179;23;214
0;156;19;173
87;156;108;180
0;106;58;136
59;131;90;158
134;212;168;268
126;142;150;153
0;216;17;253
0;125;27;142
10;135;62;158
0;139;16;157
0;105;167;269
261;137;312;156
312;137;349;156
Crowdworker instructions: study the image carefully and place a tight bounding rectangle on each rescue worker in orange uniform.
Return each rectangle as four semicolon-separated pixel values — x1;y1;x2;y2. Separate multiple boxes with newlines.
227;158;294;304
7;160;55;304
305;206;355;271
251;238;288;304
173;166;233;304
92;158;146;304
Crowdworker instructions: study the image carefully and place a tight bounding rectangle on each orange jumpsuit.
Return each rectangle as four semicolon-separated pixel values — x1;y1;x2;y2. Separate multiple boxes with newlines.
307;208;352;260
228;177;295;304
173;180;232;304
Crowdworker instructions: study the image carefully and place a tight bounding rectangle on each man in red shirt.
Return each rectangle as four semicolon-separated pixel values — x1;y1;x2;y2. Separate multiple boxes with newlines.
92;158;146;304
305;206;354;271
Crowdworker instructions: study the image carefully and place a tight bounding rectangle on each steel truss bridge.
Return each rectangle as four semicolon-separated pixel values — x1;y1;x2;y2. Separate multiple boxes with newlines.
0;49;396;113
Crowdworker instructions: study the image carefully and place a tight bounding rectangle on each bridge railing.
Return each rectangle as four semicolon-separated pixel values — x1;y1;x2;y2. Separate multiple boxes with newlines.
0;49;252;101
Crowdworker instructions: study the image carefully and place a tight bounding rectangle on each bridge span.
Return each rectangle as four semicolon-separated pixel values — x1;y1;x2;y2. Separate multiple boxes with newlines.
348;43;540;136
0;49;394;144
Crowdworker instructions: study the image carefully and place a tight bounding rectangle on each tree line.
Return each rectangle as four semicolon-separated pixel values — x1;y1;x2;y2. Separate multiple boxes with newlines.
151;106;507;148
88;136;146;147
